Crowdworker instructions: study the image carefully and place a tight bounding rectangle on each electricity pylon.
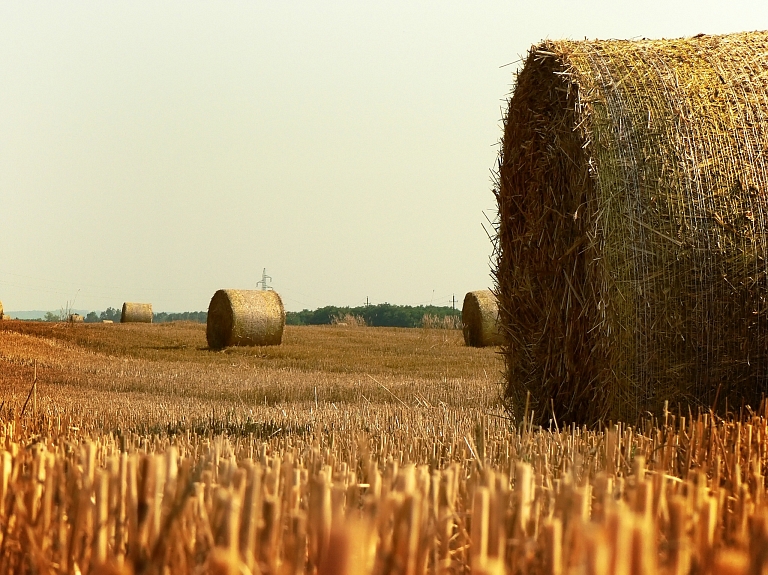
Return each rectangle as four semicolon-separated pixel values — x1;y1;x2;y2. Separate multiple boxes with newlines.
256;268;273;291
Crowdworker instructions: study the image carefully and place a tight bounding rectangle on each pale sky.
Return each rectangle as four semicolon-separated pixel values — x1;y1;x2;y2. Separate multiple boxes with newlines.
2;2;767;313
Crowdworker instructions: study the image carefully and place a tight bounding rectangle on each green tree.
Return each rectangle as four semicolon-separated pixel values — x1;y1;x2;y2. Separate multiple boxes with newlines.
99;307;121;322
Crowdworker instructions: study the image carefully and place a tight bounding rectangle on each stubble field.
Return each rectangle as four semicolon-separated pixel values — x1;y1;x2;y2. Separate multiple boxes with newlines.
0;321;767;575
0;321;502;434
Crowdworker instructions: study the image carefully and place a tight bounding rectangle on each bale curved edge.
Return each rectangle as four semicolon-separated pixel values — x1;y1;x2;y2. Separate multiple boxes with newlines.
496;31;768;426
462;290;503;347
206;289;285;349
121;303;153;323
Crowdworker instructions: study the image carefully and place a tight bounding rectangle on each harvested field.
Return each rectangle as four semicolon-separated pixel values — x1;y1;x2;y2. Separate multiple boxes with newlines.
0;321;500;434
1;321;768;574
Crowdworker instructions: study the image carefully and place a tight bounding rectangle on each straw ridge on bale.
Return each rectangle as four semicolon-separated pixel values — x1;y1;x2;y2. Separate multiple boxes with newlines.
121;303;153;324
462;290;504;347
206;289;285;349
496;31;768;426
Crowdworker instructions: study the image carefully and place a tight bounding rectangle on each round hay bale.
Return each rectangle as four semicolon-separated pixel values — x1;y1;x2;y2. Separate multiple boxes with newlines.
206;289;285;349
68;314;84;323
121;303;153;323
497;31;768;426
102;320;113;324
462;290;503;347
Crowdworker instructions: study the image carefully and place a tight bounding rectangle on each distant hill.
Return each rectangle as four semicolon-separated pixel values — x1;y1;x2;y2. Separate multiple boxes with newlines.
6;310;90;320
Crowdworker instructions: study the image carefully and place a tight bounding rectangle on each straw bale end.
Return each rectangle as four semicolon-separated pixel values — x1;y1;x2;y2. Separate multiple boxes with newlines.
206;289;285;349
462;290;503;347
121;303;153;323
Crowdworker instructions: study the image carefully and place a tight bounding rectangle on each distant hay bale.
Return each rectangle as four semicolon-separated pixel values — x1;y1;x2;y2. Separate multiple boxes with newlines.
121;303;153;323
496;31;768;426
462;290;503;347
68;314;84;323
102;320;113;324
206;289;285;349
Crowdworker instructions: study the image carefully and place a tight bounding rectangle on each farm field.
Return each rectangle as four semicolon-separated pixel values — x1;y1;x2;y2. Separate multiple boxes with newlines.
0;321;767;574
0;321;501;433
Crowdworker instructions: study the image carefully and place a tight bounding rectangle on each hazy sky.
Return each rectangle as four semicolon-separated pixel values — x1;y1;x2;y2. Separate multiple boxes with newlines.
2;2;767;313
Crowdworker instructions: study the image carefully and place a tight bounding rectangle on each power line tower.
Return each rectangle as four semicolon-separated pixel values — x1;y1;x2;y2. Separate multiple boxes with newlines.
451;294;457;310
256;268;273;291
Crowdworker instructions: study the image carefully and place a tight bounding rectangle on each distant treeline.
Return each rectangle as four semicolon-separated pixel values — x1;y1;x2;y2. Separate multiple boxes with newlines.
286;303;460;328
79;308;207;323
63;304;459;328
153;311;207;323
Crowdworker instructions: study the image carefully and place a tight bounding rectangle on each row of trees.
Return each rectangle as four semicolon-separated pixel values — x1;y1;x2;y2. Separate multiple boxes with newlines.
286;303;461;328
42;304;461;328
41;308;208;323
153;311;207;323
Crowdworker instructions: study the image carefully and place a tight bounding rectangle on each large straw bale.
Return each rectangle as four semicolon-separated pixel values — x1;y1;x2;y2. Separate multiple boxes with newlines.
206;289;285;349
68;314;84;323
462;290;503;347
496;31;768;426
120;303;153;323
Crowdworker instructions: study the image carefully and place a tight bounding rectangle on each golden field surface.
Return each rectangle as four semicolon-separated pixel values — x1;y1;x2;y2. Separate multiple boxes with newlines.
0;321;766;575
0;321;501;432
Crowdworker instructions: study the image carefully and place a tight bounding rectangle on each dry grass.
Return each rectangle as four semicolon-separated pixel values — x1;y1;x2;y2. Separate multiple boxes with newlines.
420;314;462;330
331;313;367;327
0;321;501;433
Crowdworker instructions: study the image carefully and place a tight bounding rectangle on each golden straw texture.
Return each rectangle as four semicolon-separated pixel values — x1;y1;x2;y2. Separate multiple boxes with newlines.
121;303;153;323
497;31;768;426
462;290;504;347
206;289;285;349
